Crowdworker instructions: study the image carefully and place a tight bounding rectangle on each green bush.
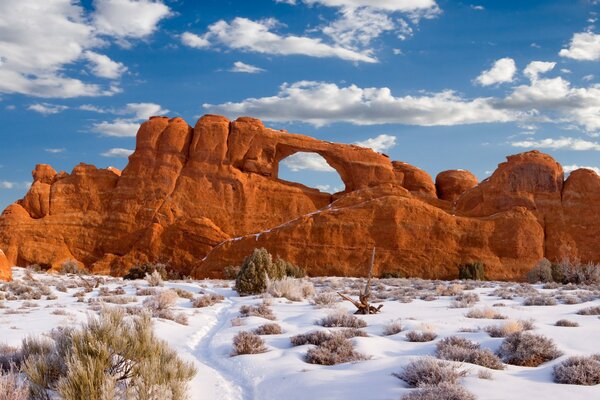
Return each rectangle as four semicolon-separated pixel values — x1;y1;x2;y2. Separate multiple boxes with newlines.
124;263;168;281
458;262;485;281
234;249;301;295
526;258;553;283
23;308;196;399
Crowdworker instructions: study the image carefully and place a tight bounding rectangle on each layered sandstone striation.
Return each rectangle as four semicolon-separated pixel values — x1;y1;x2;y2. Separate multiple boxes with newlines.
0;115;598;281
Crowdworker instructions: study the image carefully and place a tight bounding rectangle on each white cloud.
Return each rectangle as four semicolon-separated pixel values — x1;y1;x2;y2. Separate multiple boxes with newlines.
281;153;336;172
92;102;168;137
84;51;127;79
583;74;595;81
301;0;438;12
322;7;395;49
180;32;210;48
471;5;484;10
0;181;15;189
354;134;397;152
101;148;134;157
0;181;30;190
204;80;515;127
559;31;600;61
45;148;66;154
92;0;172;40
28;103;68;115
523;61;556;81
511;137;600;151
475;57;517;86
230;61;265;74
185;17;376;63
563;164;600;175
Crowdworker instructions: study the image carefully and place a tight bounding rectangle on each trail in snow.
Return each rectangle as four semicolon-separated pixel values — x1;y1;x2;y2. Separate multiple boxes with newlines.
188;294;255;400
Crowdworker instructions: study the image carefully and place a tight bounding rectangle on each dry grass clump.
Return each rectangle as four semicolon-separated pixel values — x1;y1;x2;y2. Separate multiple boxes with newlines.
173;288;194;299
484;319;533;338
267;277;315;301
523;295;558;306
239;301;276;320
145;270;164;287
305;335;368;365
191;294;225;308
98;286;126;296
22;308;196;399
449;293;479;308
394;358;467;387
436;284;464;297
555;319;579;327
577;305;600;315
497;332;562;367
142;290;188;325
0;344;23;372
135;287;159;296
436;336;504;370
401;382;476;400
465;307;507;320
382;320;403;336
318;311;367;328
553;355;600;385
231;331;267;356
311;291;339;308
406;330;437;343
91;295;137;305
254;323;283;335
290;329;367;347
0;367;29;400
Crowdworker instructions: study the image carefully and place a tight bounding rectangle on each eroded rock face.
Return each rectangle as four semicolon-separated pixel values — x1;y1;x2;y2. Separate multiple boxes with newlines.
0;116;599;281
0;249;10;281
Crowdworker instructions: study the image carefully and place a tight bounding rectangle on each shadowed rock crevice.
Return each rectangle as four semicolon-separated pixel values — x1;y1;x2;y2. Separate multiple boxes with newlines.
1;116;599;282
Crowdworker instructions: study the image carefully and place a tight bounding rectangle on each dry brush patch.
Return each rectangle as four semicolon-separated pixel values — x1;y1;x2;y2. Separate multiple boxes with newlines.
318;311;367;328
191;293;225;308
436;336;503;370
305;334;368;366
497;332;562;367
553;355;600;385
239;301;276;321
401;382;476;400
231;331;268;356
394;358;467;387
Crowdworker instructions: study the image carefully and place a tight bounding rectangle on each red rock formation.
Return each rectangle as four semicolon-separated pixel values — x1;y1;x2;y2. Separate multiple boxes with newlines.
0;249;10;281
0;116;599;281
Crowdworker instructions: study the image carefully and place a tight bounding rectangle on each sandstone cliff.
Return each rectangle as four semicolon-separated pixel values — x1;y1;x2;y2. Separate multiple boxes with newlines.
0;115;598;281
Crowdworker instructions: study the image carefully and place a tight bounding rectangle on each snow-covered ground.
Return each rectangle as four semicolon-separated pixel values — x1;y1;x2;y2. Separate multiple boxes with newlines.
1;267;600;400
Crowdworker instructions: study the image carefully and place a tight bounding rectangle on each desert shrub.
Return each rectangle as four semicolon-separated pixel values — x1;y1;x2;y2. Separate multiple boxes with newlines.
394;358;467;387
526;258;553;283
406;331;437;342
0;344;23;372
436;336;503;370
401;382;476;400
93;295;137;305
234;249;285;296
145;271;164;287
239;301;276;320
380;270;404;279
0;367;29;400
383;321;403;336
305;335;367;365
450;293;479;308
135;287;158;297
223;265;241;280
466;307;506;320
484;320;528;338
173;288;194;300
123;263;168;281
553;355;600;385
23;308;196;399
231;332;267;356
142;290;187;325
318;311;367;328
577;306;600;315
254;323;283;335
275;257;306;278
291;329;367;347
497;332;562;367
60;259;87;275
458;262;485;281
550;259;600;284
191;293;225;308
478;370;493;380
267;277;314;301
523;295;557;306
555;319;579;327
311;292;339;308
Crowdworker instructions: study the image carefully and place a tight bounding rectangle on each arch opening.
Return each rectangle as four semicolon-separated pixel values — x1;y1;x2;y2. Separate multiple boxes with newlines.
277;151;346;194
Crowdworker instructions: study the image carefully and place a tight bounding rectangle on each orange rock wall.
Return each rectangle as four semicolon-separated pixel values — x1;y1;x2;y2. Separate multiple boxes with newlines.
0;115;599;281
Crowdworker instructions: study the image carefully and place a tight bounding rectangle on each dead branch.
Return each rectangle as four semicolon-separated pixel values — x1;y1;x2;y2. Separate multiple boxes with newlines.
336;248;382;314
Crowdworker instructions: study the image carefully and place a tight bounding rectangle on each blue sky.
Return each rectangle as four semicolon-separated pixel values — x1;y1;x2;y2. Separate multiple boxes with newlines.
1;0;600;208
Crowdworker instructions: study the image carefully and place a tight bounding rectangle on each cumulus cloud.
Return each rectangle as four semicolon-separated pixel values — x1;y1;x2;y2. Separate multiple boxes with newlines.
84;51;128;79
281;153;336;172
28;103;69;115
511;137;600;151
182;17;376;62
204;80;516;127
0;181;30;190
45;148;66;153
475;57;517;86
523;61;556;81
92;0;172;41
0;0;169;98
559;31;600;61
180;32;210;48
322;7;396;49
563;164;600;175
301;0;438;13
92;102;168;137
230;61;265;73
354;134;397;152
101;148;134;157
